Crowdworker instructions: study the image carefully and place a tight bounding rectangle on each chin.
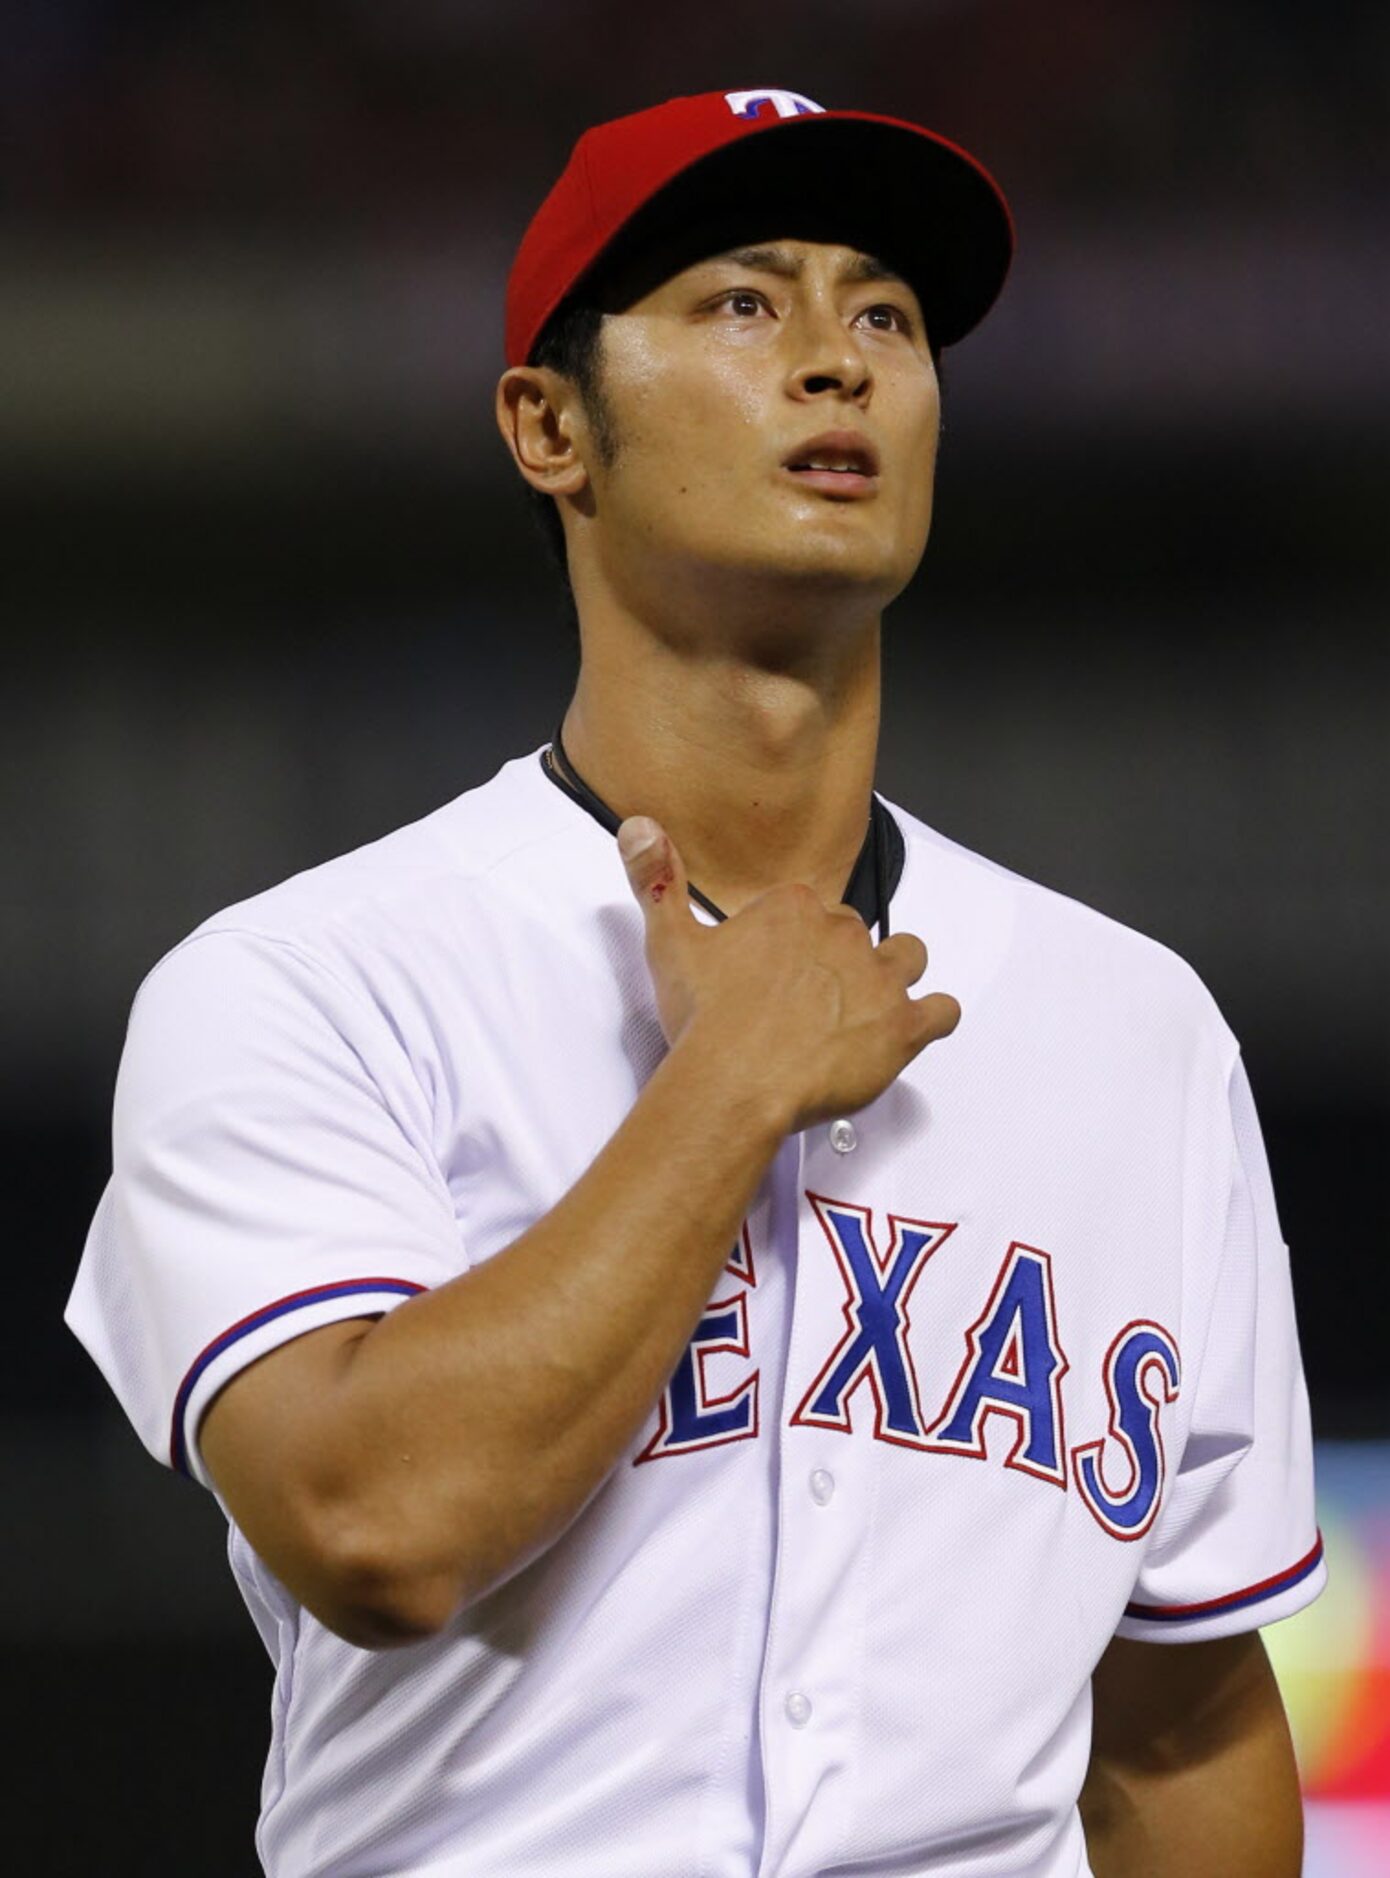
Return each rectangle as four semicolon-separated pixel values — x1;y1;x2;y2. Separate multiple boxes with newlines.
757;531;914;594
782;506;927;580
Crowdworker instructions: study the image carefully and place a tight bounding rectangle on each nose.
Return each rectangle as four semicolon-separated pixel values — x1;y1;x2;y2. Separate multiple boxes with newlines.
784;302;872;404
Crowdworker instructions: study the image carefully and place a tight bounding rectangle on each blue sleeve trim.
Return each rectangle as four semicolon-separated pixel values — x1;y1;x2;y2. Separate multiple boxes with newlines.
170;1277;425;1474
1124;1531;1324;1624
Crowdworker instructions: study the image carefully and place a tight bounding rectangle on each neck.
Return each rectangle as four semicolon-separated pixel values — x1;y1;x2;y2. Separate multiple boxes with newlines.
560;595;883;916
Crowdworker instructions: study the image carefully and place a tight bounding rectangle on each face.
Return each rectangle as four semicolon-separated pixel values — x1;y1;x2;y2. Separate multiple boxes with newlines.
568;238;941;616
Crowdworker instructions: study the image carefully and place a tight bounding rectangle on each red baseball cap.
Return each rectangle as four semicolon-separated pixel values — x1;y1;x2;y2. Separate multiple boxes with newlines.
505;87;1014;367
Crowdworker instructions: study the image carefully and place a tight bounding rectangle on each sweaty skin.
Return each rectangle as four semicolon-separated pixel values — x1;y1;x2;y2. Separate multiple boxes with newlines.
498;238;941;915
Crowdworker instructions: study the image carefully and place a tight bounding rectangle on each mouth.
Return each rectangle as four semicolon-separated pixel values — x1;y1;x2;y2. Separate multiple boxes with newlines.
781;430;880;499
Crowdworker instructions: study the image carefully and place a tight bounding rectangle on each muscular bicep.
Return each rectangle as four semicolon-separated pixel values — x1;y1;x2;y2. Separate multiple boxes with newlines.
1081;1631;1302;1877
1090;1631;1283;1770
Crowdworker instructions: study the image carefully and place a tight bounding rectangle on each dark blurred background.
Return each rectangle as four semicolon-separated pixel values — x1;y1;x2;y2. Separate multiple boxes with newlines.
4;2;1386;1870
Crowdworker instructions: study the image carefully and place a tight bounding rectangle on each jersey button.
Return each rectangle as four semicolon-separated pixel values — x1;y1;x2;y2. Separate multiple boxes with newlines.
828;1118;857;1154
785;1691;813;1728
810;1468;835;1506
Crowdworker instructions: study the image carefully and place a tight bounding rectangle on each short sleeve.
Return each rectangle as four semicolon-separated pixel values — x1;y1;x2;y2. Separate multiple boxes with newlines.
65;929;465;1487
1116;1051;1326;1642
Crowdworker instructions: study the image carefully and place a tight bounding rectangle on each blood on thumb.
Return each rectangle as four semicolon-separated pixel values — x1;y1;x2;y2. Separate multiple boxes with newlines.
618;815;688;917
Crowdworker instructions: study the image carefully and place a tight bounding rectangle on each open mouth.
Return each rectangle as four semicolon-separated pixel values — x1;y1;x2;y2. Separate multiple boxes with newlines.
782;431;880;497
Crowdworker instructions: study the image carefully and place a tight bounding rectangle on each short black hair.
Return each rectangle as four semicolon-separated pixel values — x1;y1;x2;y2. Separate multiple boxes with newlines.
519;284;946;632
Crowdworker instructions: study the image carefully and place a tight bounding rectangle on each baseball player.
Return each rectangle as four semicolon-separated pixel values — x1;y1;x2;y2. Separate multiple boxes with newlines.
67;88;1323;1876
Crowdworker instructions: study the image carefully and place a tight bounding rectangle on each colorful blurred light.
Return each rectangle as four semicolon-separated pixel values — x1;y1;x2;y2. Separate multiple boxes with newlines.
1264;1443;1390;1873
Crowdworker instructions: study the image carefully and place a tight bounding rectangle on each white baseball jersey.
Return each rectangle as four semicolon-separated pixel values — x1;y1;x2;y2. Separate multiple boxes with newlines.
67;744;1324;1878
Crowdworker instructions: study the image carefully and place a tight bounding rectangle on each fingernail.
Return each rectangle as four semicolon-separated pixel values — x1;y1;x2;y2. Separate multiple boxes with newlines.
618;818;659;862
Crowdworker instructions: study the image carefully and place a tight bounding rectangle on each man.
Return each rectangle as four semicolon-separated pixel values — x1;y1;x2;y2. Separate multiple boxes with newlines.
68;88;1322;1876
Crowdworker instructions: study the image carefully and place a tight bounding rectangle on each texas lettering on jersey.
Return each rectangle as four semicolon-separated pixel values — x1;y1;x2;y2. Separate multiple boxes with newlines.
637;1193;1182;1544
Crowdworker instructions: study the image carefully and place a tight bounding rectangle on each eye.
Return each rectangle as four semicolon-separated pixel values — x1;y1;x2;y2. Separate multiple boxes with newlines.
716;288;772;317
857;302;915;335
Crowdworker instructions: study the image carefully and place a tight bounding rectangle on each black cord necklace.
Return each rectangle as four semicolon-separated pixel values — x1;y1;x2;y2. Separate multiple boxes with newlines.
542;725;894;937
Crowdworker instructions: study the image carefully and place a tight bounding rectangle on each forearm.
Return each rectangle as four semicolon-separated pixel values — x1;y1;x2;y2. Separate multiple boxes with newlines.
203;829;956;1646
211;1025;788;1637
1081;1634;1303;1878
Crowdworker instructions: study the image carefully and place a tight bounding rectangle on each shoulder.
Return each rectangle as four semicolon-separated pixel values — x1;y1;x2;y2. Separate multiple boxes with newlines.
127;745;598;1021
886;797;1237;1072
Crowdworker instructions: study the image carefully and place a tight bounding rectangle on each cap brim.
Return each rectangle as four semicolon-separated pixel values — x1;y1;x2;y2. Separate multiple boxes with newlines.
560;111;1013;353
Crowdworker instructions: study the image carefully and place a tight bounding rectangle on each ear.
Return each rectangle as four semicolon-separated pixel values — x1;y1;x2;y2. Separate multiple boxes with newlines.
494;366;589;498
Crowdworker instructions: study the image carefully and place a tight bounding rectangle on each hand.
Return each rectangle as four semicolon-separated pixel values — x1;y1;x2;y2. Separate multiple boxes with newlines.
618;816;961;1135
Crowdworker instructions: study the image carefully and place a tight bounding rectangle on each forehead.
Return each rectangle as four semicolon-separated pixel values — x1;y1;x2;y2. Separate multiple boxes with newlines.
586;216;923;320
672;240;913;291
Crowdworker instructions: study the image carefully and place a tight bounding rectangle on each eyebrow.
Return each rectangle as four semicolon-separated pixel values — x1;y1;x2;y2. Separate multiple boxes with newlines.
709;244;910;289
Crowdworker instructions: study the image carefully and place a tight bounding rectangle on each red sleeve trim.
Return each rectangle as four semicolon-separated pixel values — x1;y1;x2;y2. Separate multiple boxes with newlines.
169;1276;426;1474
1124;1531;1324;1624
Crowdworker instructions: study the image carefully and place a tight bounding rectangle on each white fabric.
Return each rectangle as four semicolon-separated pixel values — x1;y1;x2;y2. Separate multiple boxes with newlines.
66;746;1323;1877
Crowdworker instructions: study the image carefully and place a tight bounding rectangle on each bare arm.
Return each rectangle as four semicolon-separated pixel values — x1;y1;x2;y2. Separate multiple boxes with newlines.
201;816;959;1647
1080;1631;1303;1877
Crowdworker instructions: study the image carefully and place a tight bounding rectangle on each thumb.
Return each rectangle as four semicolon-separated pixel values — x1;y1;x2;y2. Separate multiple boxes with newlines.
618;817;695;936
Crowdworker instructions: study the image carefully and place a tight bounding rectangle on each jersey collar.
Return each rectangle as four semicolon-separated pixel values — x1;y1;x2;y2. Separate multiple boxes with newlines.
539;739;904;935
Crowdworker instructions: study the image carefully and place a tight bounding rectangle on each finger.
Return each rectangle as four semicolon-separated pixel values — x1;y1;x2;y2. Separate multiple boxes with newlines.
821;901;875;950
617;817;699;942
906;990;962;1052
875;931;928;988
